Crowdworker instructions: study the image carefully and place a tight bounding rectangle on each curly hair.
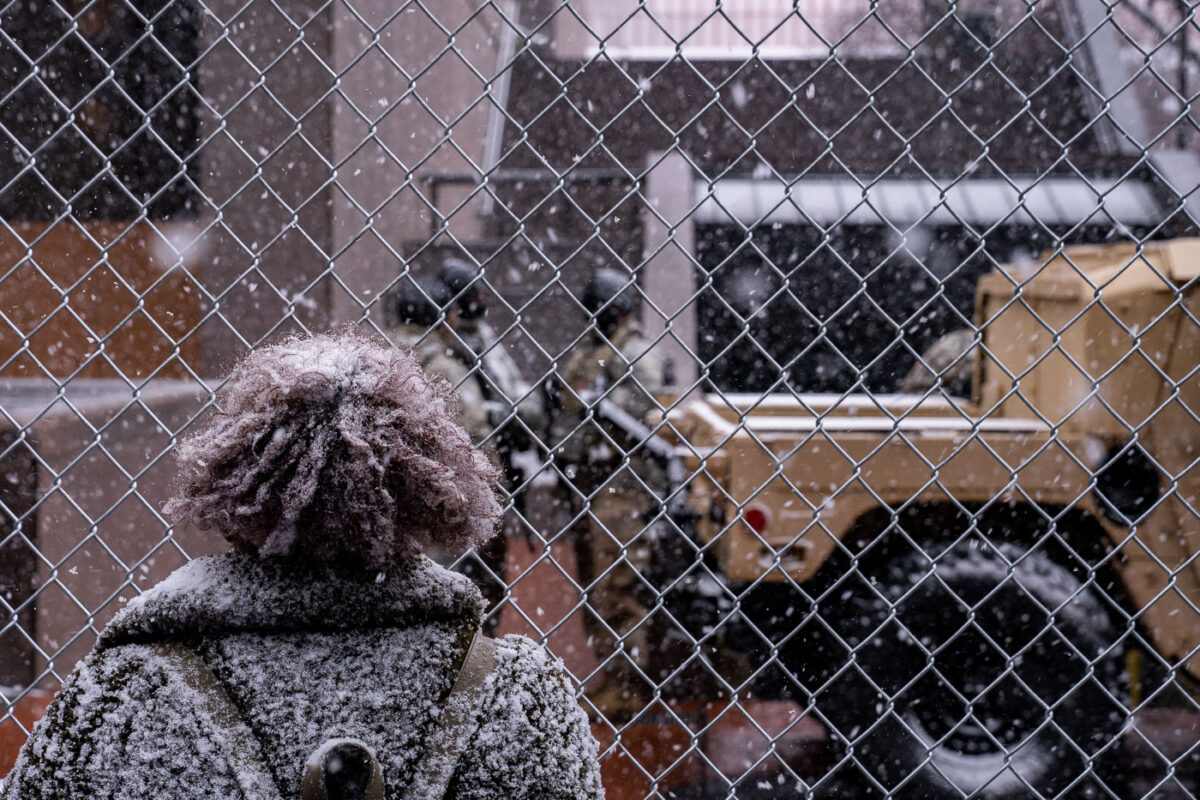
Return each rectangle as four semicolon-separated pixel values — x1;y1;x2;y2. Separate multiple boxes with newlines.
163;330;501;570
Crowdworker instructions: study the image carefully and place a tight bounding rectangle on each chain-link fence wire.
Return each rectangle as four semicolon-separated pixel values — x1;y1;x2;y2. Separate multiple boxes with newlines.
0;0;1198;797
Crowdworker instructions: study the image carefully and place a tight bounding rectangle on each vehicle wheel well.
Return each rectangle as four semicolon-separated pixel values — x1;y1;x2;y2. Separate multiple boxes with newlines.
728;501;1146;703
808;501;1134;623
811;540;1129;799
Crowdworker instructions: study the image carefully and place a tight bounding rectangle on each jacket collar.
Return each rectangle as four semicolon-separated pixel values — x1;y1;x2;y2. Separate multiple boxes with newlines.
100;551;484;648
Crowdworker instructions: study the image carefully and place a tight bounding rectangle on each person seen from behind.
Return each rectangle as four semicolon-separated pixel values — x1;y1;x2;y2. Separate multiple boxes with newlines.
2;329;603;800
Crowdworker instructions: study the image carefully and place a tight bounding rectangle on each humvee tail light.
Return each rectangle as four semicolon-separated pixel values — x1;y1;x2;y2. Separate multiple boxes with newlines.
743;506;768;533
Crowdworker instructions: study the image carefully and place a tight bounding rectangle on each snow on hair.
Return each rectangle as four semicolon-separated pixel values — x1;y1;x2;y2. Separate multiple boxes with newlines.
164;330;501;569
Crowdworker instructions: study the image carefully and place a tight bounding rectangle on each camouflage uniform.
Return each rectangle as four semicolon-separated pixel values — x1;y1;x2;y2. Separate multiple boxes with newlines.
391;314;504;631
553;314;666;712
391;323;490;443
454;316;546;460
901;328;977;396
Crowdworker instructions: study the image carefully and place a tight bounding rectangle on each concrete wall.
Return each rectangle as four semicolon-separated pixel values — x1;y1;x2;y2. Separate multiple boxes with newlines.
1;380;222;686
327;1;513;325
195;0;338;376
193;0;510;354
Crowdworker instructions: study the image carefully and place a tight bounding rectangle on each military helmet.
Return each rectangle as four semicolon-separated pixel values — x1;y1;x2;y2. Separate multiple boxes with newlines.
583;267;638;317
440;257;479;295
394;275;450;327
440;257;488;320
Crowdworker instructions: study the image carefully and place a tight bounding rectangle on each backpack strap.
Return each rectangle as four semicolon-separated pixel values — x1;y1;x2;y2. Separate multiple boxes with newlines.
404;630;500;799
152;643;283;800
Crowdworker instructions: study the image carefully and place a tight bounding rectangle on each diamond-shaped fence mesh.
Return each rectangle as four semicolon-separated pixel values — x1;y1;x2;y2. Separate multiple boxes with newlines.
0;0;1198;797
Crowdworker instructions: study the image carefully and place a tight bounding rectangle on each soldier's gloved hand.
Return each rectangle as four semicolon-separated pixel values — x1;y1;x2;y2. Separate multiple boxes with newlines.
575;387;601;410
484;400;511;429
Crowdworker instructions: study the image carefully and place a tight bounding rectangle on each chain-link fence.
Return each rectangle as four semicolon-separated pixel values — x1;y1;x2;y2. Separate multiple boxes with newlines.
1;0;1198;797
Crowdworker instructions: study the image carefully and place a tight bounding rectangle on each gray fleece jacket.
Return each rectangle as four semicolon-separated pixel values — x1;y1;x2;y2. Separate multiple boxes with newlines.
2;552;603;800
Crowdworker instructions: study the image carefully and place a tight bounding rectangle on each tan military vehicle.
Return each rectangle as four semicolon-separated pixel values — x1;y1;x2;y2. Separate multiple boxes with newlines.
661;238;1200;798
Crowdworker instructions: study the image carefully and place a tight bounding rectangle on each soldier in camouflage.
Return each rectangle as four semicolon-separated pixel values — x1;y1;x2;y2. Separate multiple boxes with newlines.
389;273;505;629
390;274;490;442
441;258;546;565
440;258;547;473
410;259;548;633
551;267;667;717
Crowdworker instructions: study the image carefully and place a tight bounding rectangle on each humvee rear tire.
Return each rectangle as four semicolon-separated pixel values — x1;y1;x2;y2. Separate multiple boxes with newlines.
817;543;1126;799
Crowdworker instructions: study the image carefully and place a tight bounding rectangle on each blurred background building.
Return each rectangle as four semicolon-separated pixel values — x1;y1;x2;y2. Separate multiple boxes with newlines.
2;0;1195;382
